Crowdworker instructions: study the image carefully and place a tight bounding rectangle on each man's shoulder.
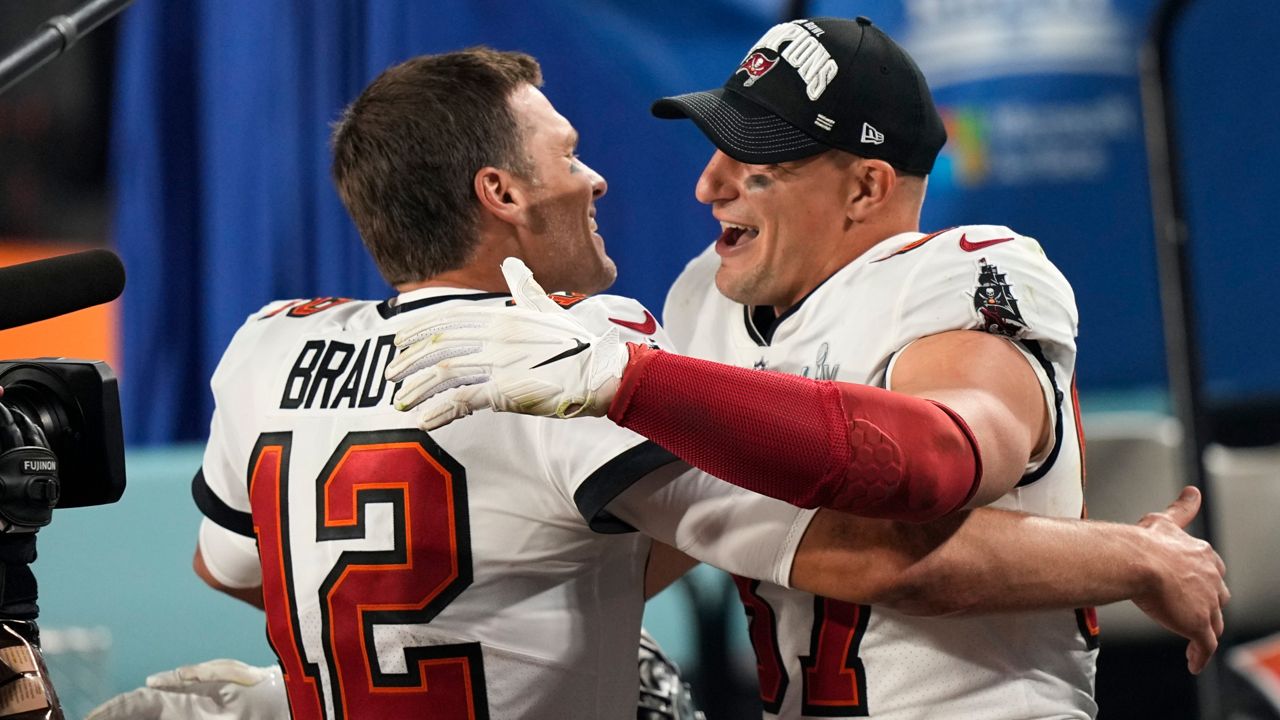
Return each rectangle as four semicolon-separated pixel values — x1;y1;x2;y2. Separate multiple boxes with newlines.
245;296;377;326
563;293;668;346
867;224;1074;304
869;225;1048;266
216;297;384;376
914;225;1075;301
874;224;1078;345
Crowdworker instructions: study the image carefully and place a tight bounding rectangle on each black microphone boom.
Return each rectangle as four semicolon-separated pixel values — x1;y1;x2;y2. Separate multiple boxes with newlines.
0;0;135;98
0;249;126;332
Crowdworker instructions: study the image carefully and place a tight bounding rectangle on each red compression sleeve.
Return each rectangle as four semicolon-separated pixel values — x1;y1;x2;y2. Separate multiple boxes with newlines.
607;344;983;522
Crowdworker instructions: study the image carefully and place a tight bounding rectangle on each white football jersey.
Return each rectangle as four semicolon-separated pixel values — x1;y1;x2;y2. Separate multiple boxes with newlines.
195;287;812;720
665;225;1098;719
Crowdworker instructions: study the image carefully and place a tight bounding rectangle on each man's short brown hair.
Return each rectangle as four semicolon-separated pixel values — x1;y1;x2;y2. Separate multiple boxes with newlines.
331;48;542;285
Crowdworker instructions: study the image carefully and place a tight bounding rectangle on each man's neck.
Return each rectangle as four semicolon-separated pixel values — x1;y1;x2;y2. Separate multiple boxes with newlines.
395;269;504;295
395;237;519;294
768;220;919;315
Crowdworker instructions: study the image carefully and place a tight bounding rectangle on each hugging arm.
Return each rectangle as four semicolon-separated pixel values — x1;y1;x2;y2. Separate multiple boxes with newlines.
620;469;1226;674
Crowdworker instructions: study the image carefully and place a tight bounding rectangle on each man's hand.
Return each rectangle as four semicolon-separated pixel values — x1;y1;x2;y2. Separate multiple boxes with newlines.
386;257;627;430
85;659;287;720
1131;486;1230;674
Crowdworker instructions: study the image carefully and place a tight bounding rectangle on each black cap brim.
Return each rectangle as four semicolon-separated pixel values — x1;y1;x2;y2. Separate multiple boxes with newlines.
651;88;827;164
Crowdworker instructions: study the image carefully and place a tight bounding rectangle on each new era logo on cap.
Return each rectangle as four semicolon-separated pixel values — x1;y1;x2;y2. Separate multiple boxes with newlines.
861;122;884;145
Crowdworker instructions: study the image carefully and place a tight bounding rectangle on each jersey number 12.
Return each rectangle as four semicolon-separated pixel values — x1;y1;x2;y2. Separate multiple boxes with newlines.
249;430;488;720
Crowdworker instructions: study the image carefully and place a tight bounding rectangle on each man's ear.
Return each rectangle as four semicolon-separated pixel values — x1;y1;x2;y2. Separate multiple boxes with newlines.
847;159;898;222
475;166;530;226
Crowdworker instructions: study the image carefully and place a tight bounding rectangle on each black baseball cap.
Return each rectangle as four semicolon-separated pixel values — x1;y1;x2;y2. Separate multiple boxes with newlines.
652;16;946;175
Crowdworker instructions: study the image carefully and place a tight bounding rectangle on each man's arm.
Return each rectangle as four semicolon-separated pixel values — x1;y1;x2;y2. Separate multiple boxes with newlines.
614;469;1227;675
387;260;1042;522
605;329;1043;522
193;545;264;610
791;488;1227;673
645;542;700;599
885;330;1047;507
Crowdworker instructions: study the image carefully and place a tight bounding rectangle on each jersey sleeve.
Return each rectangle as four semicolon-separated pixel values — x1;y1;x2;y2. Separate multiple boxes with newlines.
537;295;685;533
193;408;253;537
194;388;262;589
192;304;290;558
607;465;815;588
885;225;1079;480
198;517;262;589
888;225;1078;357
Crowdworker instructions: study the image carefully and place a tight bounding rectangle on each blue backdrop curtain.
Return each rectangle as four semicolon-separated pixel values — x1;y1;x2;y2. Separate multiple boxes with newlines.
113;0;784;444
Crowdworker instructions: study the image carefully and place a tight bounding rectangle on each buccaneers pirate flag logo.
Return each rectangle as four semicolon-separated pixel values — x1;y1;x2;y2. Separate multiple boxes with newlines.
736;51;779;87
973;260;1028;337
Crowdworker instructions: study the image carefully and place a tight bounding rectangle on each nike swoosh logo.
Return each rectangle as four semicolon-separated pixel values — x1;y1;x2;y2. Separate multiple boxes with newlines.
608;310;657;335
531;338;591;369
959;234;1015;252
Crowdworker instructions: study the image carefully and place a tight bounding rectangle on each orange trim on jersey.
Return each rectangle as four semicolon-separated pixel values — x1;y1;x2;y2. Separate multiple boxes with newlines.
1072;375;1088;517
808;621;861;706
289;297;355;317
801;599;869;713
549;292;590;308
1078;607;1101;637
369;658;475;698
869;227;953;263
250;447;291;633
260;299;306;319
505;292;591;309
421;444;463;599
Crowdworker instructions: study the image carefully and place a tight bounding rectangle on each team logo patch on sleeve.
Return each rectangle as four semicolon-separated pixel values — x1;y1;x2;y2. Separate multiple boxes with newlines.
973;260;1028;337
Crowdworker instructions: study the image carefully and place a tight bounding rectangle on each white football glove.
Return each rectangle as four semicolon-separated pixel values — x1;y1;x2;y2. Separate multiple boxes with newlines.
386;257;628;430
85;659;287;720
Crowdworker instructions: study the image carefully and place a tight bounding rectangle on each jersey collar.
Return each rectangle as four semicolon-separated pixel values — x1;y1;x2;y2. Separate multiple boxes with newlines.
376;287;510;319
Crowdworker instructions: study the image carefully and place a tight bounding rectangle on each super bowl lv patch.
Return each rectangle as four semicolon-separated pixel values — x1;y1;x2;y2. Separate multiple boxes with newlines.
973;260;1027;337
